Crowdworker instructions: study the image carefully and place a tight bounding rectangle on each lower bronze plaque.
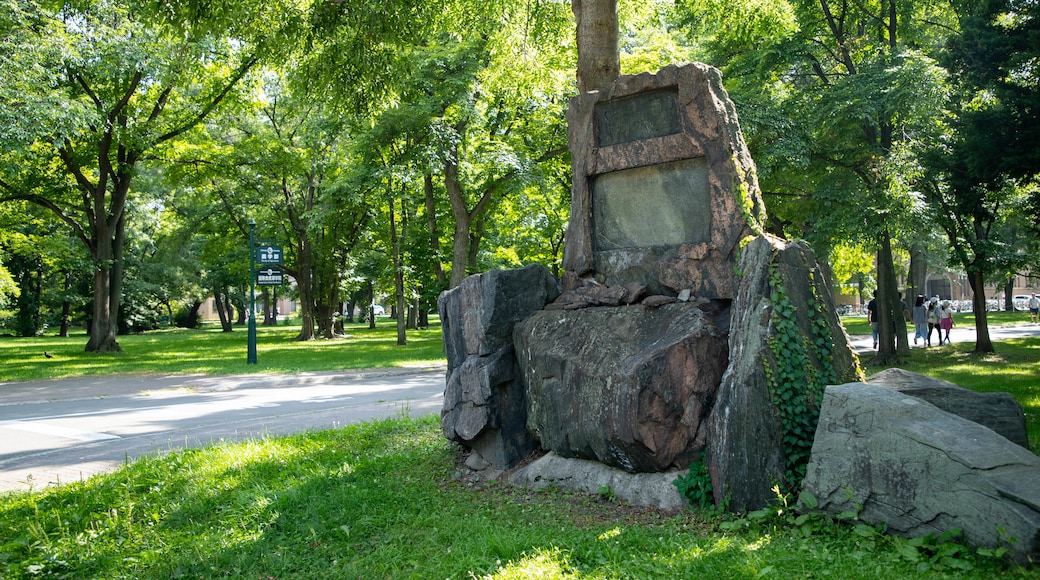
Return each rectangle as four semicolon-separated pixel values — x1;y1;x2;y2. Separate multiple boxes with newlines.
592;158;711;251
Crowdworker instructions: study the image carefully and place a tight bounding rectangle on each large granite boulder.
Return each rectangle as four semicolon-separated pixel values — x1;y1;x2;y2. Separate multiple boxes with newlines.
515;301;730;473
439;264;560;469
803;381;1040;565
440;264;560;365
705;234;862;512
868;368;1029;448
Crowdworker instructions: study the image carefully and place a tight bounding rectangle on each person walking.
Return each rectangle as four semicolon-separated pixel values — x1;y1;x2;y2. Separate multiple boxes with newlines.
1029;293;1039;324
926;297;941;347
867;291;879;349
939;300;955;345
911;295;928;346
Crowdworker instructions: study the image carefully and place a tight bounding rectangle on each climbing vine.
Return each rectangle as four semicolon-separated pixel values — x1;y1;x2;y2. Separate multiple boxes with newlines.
764;262;839;491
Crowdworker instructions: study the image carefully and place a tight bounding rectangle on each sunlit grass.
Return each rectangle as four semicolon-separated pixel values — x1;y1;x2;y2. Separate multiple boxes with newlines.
0;416;1028;578
0;319;446;383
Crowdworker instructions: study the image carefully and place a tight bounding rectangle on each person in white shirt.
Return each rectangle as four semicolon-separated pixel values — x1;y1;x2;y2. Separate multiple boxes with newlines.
1029;293;1039;324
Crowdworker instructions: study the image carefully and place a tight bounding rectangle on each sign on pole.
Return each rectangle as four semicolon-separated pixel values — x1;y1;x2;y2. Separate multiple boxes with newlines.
256;245;283;264
257;267;284;286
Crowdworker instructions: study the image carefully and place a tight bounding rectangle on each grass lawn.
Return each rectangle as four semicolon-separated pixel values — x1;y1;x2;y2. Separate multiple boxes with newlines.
0;416;1027;579
0;319;446;383
841;311;1040;450
0;316;1037;578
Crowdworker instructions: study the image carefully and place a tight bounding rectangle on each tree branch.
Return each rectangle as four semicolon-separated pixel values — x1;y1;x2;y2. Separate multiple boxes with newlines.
153;53;262;145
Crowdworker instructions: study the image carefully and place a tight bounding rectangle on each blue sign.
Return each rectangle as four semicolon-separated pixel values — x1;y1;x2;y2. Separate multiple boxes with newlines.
256;245;283;264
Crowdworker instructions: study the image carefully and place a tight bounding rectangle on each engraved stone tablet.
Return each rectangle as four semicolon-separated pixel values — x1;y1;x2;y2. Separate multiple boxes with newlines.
596;89;681;147
592;158;711;251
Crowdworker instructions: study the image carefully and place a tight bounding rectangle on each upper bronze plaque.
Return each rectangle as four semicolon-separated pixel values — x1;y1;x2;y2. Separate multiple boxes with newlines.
595;89;681;147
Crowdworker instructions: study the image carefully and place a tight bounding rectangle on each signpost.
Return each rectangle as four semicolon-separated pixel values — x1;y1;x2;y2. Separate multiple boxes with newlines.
256;267;284;286
247;221;258;364
248;230;284;365
256;244;283;264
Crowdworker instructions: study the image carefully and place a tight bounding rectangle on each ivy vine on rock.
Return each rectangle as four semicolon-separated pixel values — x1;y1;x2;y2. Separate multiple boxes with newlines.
764;261;838;491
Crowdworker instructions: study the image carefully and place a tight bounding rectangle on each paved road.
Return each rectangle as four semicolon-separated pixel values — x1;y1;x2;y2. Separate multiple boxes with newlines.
846;319;1040;355
0;367;446;493
1;321;1035;495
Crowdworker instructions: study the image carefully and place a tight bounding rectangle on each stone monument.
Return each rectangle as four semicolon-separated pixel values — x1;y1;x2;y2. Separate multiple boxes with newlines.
439;62;861;511
563;63;765;298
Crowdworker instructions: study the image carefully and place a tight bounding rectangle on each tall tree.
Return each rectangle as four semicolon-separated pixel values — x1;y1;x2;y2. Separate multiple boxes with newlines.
918;0;1040;353
0;0;294;351
675;0;955;363
572;0;620;92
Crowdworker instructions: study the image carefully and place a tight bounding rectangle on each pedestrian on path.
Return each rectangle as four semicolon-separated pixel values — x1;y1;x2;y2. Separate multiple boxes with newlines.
911;295;928;346
1029;293;1039;324
867;291;879;349
926;297;941;347
939;301;955;345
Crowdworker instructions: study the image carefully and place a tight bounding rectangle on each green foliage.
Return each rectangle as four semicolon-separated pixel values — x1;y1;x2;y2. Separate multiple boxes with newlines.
764;263;839;490
0;418;1024;578
673;453;715;511
718;487;1009;575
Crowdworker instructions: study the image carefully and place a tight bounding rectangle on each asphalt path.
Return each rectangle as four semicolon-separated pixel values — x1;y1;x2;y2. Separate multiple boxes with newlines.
846;319;1040;355
1;321;1036;495
0;367;446;493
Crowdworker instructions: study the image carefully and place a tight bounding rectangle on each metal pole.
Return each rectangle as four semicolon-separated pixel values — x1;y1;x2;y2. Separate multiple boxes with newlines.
247;219;258;364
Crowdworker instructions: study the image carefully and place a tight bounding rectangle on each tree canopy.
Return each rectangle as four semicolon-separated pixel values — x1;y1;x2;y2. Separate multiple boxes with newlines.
1;0;1038;361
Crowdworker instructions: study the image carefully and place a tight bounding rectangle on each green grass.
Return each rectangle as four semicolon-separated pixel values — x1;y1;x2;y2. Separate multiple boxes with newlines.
839;310;1031;337
0;316;1037;577
840;312;1040;450
0;319;446;383
0;416;1027;579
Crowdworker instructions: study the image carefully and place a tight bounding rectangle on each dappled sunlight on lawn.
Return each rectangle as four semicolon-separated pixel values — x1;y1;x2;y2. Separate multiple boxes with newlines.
0;323;446;382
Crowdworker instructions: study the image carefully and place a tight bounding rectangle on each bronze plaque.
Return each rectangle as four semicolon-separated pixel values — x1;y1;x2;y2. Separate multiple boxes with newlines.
592;158;711;251
596;89;681;147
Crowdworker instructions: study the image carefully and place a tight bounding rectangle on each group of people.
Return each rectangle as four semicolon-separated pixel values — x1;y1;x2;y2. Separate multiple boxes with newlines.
911;295;954;347
866;292;954;349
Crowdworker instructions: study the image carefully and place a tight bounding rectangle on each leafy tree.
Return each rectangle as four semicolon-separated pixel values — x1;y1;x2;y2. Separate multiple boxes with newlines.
0;0;298;351
917;0;1040;352
675;0;956;364
830;242;876;305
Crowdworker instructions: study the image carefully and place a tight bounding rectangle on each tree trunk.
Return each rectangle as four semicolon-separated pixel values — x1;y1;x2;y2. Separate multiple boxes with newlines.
572;0;620;93
446;149;472;289
214;287;233;332
907;240;927;300
233;294;246;325
874;231;908;364
262;287;277;326
185;299;203;328
407;293;418;330
293;239;316;341
368;280;376;330
86;209;124;351
467;213;486;275
59;270;72;337
334;303;345;335
424;173;447;288
87;259;119;350
1003;277;1015;312
389;198;407;346
968;269;995;353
